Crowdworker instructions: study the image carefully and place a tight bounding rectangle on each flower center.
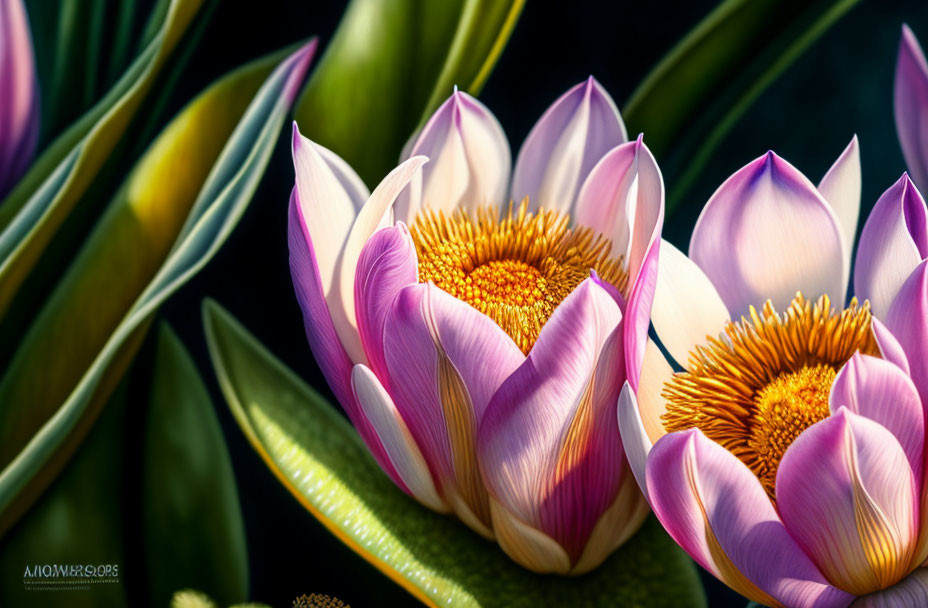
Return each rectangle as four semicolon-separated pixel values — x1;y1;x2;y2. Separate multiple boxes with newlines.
662;294;878;499
410;199;627;354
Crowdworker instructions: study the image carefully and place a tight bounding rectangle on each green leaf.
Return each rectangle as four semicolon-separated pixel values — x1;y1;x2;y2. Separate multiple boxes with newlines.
0;43;313;536
295;0;523;186
143;324;249;606
0;0;207;320
623;0;860;213
203;300;707;608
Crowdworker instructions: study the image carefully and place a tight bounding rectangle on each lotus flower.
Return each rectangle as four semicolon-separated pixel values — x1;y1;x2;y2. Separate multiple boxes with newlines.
896;24;928;194
288;78;665;573
0;0;38;199
617;141;928;605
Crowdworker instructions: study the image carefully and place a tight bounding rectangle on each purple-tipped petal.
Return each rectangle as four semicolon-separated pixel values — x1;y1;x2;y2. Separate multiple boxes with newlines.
690;152;846;319
354;223;418;382
871;317;911;376
511;77;627;213
818;136;861;274
830;353;924;483
0;0;38;198
288;187;404;490
853;568;928;607
383;283;524;537
651;239;730;369
896;25;928;192
855;174;928;319
395;89;510;223
886;260;928;406
647;429;853;608
777;408;918;596
479;278;630;567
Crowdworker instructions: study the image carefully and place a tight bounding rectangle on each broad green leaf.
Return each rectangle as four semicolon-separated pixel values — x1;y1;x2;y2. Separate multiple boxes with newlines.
0;0;206;320
0;43;313;536
295;0;523;186
0;379;129;607
143;324;248;606
623;0;860;213
203;300;707;608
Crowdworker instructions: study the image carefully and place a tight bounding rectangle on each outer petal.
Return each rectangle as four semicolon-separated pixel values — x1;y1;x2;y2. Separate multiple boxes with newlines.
288;187;404;490
855;174;928;320
0;0;39;198
479;278;630;567
617;382;650;501
871;317;911;376
895;25;928;192
395;89;510;223
647;429;853;608
511;77;627;213
351;364;446;512
690;152;847;319
777;408;918;596
886;259;928;406
354;223;418;381
853;568;928;607
383;283;524;537
830;353;924;484
651;239;730;369
818;136;861;276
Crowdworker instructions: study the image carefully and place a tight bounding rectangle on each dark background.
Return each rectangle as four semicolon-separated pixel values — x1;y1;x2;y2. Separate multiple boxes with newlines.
148;1;928;606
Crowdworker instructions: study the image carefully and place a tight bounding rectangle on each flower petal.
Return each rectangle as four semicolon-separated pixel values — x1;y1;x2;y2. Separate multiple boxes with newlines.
511;77;627;213
855;174;928;320
288;187;404;489
830;353;924;484
395;89;510;223
896;25;928;193
354;223;418;381
479;277;628;564
652;239;730;368
777;408;918;596
853;568;928;608
351;364;447;512
690;151;846;319
871;317;911;376
489;498;572;574
886;259;928;406
0;0;39;197
818;136;861;276
383;283;524;537
647;429;852;608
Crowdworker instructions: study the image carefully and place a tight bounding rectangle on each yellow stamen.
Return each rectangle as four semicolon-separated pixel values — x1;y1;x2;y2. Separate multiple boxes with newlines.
410;198;627;353
662;293;878;499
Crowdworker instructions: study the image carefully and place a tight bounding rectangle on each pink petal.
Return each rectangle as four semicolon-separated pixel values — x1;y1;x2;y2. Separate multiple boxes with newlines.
830;353;924;483
886;259;928;406
354;223;418;382
647;429;852;608
0;0;39;198
777;408;918;596
617;382;651;501
287;187;404;490
511;77;627;213
479;277;628;564
690;152;846;319
896;25;928;193
382;283;524;536
395;89;510;223
871;317;911;376
855;174;928;319
817;136;861;275
853;568;928;607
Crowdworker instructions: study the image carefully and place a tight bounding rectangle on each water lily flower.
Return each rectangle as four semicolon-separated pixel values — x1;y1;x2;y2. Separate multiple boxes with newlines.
616;141;926;606
288;78;664;573
896;24;928;194
0;0;39;199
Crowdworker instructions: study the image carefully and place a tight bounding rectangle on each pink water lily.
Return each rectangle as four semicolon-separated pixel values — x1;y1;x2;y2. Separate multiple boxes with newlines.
289;78;664;573
619;142;928;606
0;0;39;199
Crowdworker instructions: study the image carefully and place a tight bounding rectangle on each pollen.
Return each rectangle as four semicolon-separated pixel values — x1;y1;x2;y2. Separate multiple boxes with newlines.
662;293;878;499
410;198;627;354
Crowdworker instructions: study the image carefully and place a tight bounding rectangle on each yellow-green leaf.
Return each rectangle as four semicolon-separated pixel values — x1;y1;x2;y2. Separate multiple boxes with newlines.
203;299;706;608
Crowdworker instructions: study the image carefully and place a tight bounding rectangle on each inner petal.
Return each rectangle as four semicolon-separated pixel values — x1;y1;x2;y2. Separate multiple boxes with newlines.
410;198;627;353
661;293;878;499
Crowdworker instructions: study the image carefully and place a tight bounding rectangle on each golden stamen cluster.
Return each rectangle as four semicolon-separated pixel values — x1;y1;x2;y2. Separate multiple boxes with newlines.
662;293;878;499
410;198;627;354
